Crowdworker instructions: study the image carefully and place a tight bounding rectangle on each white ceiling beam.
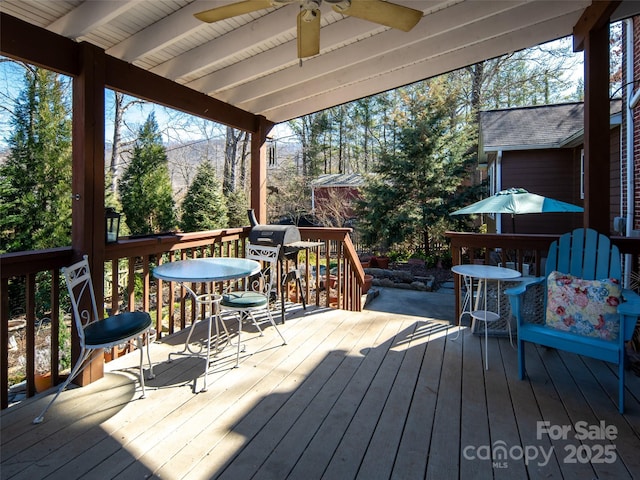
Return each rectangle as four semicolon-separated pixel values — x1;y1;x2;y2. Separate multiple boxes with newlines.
263;11;585;122
47;0;140;39
150;3;300;80
221;0;529;105
106;1;228;62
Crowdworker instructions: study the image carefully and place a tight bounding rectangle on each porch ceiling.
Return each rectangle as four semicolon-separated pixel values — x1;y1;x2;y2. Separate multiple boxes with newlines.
3;0;631;125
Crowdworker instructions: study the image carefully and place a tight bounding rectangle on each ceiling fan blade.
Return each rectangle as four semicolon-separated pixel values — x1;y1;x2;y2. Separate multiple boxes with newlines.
194;0;274;23
297;9;321;58
333;0;422;32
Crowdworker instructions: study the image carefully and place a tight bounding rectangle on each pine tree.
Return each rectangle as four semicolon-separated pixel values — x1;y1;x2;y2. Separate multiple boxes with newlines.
0;67;72;254
357;83;476;255
180;160;228;232
225;188;249;228
118;113;176;235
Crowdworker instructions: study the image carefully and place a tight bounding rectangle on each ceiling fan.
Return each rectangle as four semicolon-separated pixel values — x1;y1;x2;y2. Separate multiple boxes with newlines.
194;0;423;59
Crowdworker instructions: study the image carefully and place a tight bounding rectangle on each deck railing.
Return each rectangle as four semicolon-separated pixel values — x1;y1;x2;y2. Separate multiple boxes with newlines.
1;226;365;409
6;229;637;408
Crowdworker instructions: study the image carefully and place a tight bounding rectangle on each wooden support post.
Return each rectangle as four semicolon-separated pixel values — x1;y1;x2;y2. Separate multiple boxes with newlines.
71;42;106;385
574;1;619;234
250;116;273;224
583;23;612;234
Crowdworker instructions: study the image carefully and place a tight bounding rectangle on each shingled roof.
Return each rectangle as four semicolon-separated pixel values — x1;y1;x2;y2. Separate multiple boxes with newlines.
479;100;622;152
311;174;365;188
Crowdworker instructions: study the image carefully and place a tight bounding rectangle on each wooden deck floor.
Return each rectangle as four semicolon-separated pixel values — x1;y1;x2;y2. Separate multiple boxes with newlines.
2;288;640;479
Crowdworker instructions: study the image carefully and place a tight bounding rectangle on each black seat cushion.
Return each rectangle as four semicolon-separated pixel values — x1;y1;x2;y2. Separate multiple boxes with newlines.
221;291;269;309
84;311;152;346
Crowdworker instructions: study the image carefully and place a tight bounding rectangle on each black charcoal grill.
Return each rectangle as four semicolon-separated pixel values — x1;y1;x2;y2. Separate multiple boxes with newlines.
247;210;322;322
248;222;302;255
247;209;320;260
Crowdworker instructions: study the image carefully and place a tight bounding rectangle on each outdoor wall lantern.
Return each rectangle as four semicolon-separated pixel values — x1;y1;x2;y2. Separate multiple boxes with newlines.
105;207;121;243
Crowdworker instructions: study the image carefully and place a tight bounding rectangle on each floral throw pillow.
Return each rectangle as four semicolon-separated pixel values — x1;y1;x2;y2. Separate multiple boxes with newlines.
545;271;621;341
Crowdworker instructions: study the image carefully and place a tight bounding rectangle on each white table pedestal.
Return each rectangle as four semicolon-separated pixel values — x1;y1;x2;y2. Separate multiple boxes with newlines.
452;264;521;370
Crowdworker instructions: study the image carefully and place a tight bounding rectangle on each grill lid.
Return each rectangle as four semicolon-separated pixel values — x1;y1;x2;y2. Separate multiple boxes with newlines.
247;209;301;247
248;224;301;247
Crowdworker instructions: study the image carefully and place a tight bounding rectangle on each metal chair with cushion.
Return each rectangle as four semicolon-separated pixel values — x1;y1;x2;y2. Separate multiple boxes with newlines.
220;244;287;367
33;255;154;424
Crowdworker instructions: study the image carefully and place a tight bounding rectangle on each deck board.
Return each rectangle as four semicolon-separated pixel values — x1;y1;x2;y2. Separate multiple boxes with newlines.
354;320;430;480
2;288;640;480
391;322;448;480
524;344;596;480
307;313;416;480
459;327;494;480
485;335;528;480
425;323;462;480
501;341;565;479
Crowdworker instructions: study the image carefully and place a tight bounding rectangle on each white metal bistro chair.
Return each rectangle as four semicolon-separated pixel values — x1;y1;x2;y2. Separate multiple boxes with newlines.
33;255;154;424
220;244;287;367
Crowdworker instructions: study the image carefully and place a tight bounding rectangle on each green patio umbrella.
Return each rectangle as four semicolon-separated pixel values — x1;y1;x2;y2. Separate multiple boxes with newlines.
450;187;584;232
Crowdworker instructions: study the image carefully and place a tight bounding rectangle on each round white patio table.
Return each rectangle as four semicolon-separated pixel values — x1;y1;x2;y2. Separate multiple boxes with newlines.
153;257;260;391
451;264;521;370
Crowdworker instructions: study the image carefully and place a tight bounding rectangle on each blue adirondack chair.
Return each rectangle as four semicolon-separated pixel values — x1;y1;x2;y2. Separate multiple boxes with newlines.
505;228;640;413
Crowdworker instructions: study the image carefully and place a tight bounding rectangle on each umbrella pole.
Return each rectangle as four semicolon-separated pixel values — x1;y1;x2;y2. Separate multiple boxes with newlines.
511;214;516;233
